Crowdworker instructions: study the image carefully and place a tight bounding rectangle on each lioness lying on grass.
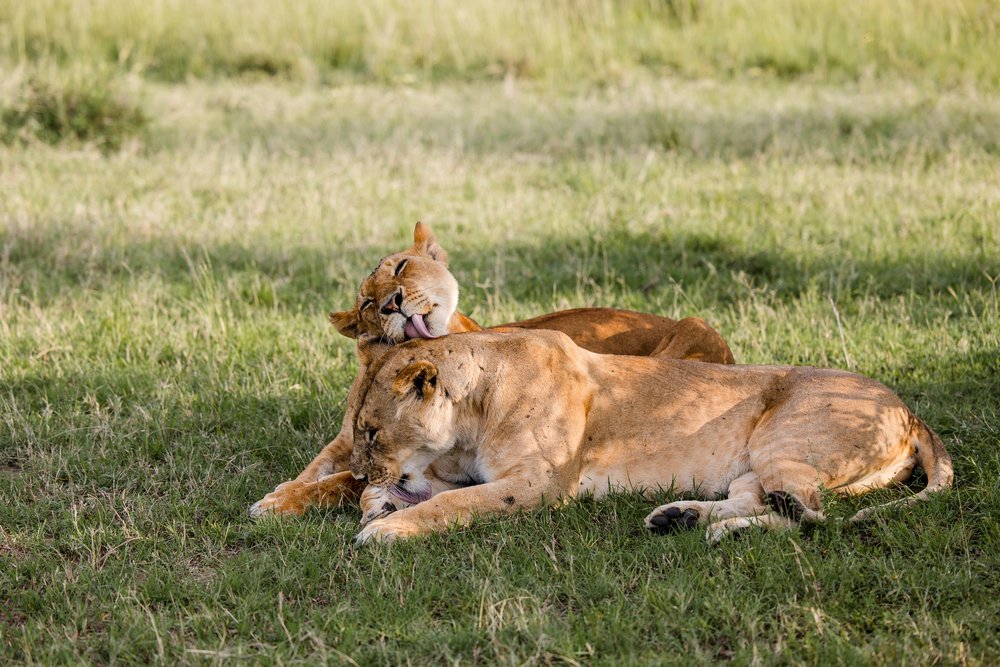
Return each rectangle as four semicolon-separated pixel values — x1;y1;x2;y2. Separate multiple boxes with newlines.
250;223;734;517
349;330;952;543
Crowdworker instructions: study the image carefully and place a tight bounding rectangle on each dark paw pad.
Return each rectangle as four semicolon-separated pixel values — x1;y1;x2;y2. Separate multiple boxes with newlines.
648;507;700;534
767;491;804;520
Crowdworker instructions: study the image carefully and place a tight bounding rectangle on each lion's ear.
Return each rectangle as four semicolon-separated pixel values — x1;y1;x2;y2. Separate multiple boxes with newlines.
329;309;361;339
393;360;438;399
411;221;448;266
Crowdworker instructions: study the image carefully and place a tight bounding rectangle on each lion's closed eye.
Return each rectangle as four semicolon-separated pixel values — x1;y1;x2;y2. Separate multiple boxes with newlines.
394;259;408;276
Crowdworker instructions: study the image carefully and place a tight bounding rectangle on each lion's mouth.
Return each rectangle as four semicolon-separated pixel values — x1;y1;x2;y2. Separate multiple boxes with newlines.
403;312;438;340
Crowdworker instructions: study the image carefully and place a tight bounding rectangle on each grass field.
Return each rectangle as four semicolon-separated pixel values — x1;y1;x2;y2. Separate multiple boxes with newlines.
4;0;1000;87
2;2;1000;664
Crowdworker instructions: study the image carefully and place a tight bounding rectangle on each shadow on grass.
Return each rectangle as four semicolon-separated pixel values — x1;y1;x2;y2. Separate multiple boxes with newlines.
886;348;1000;440
449;226;997;307
0;225;356;308
0;363;352;523
4;223;997;311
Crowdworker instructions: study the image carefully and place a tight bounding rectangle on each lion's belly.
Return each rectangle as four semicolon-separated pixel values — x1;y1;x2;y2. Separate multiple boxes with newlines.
576;438;751;499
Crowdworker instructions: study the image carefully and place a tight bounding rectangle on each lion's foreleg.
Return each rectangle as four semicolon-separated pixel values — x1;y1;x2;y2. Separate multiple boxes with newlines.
249;425;355;518
355;477;545;543
249;470;366;517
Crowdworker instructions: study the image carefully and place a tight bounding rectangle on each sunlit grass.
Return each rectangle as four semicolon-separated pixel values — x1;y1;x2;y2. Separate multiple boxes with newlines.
1;0;998;87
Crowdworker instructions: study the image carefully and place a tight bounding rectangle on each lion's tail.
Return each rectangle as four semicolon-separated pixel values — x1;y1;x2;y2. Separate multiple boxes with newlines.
848;415;953;523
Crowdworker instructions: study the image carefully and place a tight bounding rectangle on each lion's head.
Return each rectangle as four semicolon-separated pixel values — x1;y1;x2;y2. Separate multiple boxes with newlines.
349;339;465;505
329;222;459;344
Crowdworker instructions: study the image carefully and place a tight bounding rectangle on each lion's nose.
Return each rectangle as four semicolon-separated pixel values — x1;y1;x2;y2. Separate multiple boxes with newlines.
380;290;404;315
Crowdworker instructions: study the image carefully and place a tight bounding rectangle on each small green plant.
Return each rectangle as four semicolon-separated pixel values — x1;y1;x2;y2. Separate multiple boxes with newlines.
1;67;147;151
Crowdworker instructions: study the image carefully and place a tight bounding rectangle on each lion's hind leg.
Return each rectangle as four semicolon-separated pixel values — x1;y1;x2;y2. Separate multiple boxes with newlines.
699;459;834;541
645;472;767;534
640;467;828;543
702;491;828;543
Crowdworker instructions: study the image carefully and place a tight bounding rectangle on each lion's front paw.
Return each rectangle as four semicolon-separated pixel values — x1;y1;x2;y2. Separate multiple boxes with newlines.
249;482;311;518
645;504;700;534
361;499;400;526
359;486;412;526
355;517;421;545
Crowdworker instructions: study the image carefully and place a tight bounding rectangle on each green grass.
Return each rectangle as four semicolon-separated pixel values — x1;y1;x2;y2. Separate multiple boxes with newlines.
2;11;1000;664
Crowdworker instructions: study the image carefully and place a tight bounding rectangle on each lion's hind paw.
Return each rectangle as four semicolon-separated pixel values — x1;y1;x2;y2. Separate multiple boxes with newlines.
645;505;700;534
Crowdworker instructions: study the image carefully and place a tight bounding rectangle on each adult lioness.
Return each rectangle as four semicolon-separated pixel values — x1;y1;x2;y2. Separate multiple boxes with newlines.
249;223;734;517
328;222;735;362
348;330;952;543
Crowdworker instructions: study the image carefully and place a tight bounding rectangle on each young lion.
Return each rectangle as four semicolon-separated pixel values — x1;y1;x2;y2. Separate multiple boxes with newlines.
349;330;952;543
249;223;735;517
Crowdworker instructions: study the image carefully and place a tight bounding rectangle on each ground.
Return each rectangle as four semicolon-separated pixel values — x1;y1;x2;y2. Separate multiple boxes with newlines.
1;2;1000;664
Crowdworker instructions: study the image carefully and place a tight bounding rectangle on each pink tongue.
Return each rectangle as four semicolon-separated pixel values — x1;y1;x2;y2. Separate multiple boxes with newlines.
403;319;420;339
407;313;437;339
390;484;432;504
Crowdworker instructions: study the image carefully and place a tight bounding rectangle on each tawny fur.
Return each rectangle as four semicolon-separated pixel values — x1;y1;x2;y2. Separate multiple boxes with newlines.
249;222;735;517
349;329;952;543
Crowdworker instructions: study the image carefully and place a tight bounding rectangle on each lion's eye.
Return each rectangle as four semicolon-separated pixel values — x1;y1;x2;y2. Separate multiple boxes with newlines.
366;428;378;446
393;259;408;276
360;298;374;312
